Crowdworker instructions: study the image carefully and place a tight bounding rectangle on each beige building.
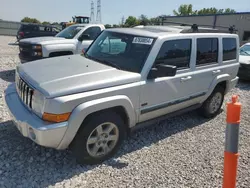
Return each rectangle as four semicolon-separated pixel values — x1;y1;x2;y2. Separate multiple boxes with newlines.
161;12;250;46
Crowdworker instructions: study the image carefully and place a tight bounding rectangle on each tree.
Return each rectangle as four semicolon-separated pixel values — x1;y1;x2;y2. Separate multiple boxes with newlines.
173;4;236;16
42;21;51;25
173;4;193;16
138;14;150;25
125;16;139;27
112;24;119;28
105;24;112;28
21;17;41;24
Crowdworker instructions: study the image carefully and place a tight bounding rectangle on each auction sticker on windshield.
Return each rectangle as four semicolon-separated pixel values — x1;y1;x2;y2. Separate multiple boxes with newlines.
132;37;153;45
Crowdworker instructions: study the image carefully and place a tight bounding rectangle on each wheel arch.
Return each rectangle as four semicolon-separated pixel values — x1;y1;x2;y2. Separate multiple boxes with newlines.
57;95;137;149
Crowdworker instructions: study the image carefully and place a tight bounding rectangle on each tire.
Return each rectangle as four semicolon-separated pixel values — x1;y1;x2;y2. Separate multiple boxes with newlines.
199;85;225;118
70;110;127;165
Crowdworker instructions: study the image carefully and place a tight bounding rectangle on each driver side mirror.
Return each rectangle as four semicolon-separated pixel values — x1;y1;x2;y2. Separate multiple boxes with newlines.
78;34;90;41
148;64;177;79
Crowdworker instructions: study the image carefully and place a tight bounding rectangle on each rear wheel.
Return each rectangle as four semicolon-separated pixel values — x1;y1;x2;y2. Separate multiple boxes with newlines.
70;111;126;165
199;85;225;118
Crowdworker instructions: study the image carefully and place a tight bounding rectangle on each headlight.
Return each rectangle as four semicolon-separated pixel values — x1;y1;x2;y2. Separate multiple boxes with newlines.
32;51;43;56
32;45;42;50
32;90;46;117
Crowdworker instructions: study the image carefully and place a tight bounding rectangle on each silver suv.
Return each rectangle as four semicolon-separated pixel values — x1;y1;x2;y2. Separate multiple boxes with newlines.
4;25;239;164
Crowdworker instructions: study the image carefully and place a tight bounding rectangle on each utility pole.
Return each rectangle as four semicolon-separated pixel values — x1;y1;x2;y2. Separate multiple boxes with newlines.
90;0;95;23
96;0;102;23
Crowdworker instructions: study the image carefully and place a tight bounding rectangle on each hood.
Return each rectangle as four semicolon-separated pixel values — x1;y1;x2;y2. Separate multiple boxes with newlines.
19;37;76;45
239;55;250;65
17;54;141;98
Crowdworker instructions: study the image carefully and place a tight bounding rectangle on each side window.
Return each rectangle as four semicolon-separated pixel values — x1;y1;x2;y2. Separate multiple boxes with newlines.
155;39;192;69
91;27;102;39
223;38;237;61
196;38;218;66
82;27;101;40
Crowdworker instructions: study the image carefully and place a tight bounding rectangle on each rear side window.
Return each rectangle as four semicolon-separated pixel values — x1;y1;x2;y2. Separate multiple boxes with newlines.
196;38;218;66
154;39;192;69
223;38;237;61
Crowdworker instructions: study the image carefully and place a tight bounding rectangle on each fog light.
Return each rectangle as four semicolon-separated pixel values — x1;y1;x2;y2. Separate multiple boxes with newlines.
29;127;36;140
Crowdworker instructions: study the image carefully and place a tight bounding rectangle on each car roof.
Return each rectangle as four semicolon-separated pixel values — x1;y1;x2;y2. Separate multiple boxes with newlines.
107;25;237;38
71;23;103;27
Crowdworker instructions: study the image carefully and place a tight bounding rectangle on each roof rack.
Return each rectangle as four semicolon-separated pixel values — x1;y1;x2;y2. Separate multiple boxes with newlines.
155;18;238;34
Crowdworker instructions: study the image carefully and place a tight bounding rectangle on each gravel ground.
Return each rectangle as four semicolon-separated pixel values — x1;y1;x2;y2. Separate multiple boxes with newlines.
0;36;249;188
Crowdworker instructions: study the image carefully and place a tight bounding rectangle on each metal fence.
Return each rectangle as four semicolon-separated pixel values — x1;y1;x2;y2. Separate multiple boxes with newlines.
0;20;21;36
0;20;63;36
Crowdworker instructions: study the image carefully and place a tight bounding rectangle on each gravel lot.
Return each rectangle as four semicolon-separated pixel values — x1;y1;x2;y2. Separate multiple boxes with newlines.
0;36;249;188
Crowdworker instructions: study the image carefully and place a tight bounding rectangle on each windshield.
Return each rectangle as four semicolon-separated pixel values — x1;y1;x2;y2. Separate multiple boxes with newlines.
55;25;84;39
85;30;155;73
240;45;250;56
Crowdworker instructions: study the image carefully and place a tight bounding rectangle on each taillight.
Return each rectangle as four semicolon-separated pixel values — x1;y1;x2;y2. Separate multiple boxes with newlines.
19;32;24;37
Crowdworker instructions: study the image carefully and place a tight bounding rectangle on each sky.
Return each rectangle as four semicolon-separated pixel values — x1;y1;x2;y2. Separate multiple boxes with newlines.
1;0;250;24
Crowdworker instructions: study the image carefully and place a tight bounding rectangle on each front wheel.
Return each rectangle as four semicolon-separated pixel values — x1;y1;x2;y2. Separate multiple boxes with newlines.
70;111;126;165
199;85;225;118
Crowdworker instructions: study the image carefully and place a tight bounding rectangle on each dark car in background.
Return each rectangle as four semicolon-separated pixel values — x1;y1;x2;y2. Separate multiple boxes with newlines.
16;23;61;41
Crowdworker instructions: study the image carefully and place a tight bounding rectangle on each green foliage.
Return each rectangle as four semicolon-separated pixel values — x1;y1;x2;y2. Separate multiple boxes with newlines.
173;4;194;16
42;21;51;25
105;24;112;28
21;17;41;24
124;16;139;27
173;4;236;16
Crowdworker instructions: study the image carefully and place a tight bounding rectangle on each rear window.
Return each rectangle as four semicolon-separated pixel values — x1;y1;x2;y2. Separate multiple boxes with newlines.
223;38;237;61
19;25;38;31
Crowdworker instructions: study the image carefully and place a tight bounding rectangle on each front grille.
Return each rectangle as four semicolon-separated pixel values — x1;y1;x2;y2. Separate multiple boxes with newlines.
16;75;34;108
19;42;32;58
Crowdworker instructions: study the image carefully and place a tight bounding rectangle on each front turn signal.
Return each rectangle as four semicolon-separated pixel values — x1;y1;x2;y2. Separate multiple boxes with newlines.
42;112;71;123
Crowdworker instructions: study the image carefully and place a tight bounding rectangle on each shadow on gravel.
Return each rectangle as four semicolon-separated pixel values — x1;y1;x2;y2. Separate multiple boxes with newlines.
0;69;15;82
0;110;213;187
8;42;19;46
236;80;250;91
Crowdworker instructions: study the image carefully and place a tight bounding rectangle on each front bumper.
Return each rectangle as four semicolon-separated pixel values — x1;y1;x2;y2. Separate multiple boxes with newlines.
238;64;250;80
3;83;68;149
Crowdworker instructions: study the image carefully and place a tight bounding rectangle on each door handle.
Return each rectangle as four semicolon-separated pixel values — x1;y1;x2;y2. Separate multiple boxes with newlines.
181;76;192;82
212;70;221;75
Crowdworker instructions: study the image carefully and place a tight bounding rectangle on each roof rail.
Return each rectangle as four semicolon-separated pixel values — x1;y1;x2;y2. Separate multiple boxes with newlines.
156;18;238;34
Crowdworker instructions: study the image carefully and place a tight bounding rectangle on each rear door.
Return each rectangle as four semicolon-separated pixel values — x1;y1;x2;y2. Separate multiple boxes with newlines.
190;37;221;95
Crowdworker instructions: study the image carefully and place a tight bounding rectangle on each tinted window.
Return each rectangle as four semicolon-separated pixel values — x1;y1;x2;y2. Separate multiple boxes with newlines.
223;38;237;61
155;39;192;69
196;38;218;65
82;27;101;40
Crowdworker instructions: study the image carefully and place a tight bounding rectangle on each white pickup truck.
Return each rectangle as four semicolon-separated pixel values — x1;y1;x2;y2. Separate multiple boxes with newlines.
18;24;105;63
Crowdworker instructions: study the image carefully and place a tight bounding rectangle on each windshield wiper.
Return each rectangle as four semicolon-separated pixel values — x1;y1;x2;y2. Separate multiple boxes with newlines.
99;59;121;70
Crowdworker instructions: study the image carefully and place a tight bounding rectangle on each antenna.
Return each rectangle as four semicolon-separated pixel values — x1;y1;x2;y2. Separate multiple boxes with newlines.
90;0;95;23
96;0;102;23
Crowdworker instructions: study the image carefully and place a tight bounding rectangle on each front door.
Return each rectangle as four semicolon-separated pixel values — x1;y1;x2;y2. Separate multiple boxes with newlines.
77;26;102;53
139;38;201;122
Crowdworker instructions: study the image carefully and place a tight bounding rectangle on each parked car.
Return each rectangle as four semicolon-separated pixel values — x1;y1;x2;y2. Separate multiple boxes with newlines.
238;43;250;80
4;25;239;165
17;23;60;41
18;24;105;63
